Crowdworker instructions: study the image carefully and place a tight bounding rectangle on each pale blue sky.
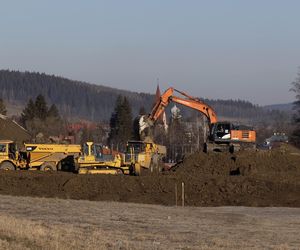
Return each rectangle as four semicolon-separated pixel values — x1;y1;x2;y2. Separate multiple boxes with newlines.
1;0;299;105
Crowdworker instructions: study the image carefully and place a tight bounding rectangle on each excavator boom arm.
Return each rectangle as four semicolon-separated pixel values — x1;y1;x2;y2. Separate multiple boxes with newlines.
170;96;217;124
139;87;218;139
149;87;174;121
149;87;217;124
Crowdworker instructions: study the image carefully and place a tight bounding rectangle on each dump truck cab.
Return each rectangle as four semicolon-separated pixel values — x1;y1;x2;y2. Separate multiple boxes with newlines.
0;140;27;170
0;140;16;161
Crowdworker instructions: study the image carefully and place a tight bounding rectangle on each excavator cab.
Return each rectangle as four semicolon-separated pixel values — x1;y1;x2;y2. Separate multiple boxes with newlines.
211;122;232;143
207;122;256;152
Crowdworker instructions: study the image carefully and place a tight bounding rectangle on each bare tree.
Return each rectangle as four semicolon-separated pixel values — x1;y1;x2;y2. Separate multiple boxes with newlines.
291;68;300;146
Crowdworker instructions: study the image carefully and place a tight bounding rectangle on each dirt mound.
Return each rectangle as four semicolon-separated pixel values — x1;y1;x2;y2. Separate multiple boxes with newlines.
0;146;300;207
0;115;31;144
174;147;300;179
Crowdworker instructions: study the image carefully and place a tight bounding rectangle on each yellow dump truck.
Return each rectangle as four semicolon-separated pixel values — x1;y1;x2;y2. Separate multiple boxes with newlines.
0;140;81;171
25;143;81;171
122;140;166;175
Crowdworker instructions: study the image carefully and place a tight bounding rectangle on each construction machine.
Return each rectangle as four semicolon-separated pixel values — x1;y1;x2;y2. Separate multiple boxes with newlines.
77;141;166;175
77;142;127;174
0;139;167;175
0;140;26;170
123;139;166;175
139;87;256;152
0;140;81;171
0;140;129;174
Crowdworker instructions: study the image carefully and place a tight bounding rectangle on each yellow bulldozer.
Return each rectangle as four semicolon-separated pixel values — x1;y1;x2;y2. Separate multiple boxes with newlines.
77;142;127;174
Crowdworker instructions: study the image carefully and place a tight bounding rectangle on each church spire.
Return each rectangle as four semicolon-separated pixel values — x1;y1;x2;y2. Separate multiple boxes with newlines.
155;78;161;104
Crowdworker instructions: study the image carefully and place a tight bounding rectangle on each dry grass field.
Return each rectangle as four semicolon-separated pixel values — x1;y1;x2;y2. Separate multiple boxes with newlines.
0;195;299;249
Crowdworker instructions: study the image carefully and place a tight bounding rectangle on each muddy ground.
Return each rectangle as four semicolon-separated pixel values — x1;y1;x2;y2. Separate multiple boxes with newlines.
0;145;300;207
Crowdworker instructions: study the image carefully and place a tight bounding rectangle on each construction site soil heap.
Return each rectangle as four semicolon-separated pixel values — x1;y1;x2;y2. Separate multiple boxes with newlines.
0;145;299;207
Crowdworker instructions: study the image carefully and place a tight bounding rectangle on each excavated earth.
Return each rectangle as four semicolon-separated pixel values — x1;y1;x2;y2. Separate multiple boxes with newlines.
0;145;300;207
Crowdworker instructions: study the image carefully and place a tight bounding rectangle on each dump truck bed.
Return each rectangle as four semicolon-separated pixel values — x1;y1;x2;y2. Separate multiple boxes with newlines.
25;144;81;169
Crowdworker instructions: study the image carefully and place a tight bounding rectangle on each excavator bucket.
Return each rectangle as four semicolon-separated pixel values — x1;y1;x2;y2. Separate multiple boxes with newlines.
139;114;168;141
139;115;153;140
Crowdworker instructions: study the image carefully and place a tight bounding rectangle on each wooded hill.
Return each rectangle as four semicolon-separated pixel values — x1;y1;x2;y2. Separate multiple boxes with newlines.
0;70;289;124
0;70;153;121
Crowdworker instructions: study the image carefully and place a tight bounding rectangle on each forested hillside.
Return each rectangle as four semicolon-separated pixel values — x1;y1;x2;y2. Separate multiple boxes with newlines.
0;70;289;124
263;103;294;112
0;70;154;121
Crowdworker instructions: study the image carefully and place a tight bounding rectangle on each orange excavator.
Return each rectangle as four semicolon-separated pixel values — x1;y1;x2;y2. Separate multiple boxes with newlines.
139;87;256;152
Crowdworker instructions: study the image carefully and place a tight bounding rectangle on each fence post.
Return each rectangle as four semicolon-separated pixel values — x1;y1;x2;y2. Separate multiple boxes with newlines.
182;182;185;207
175;183;178;207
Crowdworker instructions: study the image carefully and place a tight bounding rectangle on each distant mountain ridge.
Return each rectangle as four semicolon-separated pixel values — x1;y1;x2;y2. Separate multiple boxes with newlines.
0;70;291;124
263;103;294;112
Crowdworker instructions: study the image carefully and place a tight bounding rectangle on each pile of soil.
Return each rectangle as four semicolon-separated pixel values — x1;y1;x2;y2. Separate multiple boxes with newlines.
0;145;299;207
0;115;31;144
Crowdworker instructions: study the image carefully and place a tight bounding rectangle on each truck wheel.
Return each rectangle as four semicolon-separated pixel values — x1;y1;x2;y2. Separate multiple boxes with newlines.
40;162;57;171
0;162;15;171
